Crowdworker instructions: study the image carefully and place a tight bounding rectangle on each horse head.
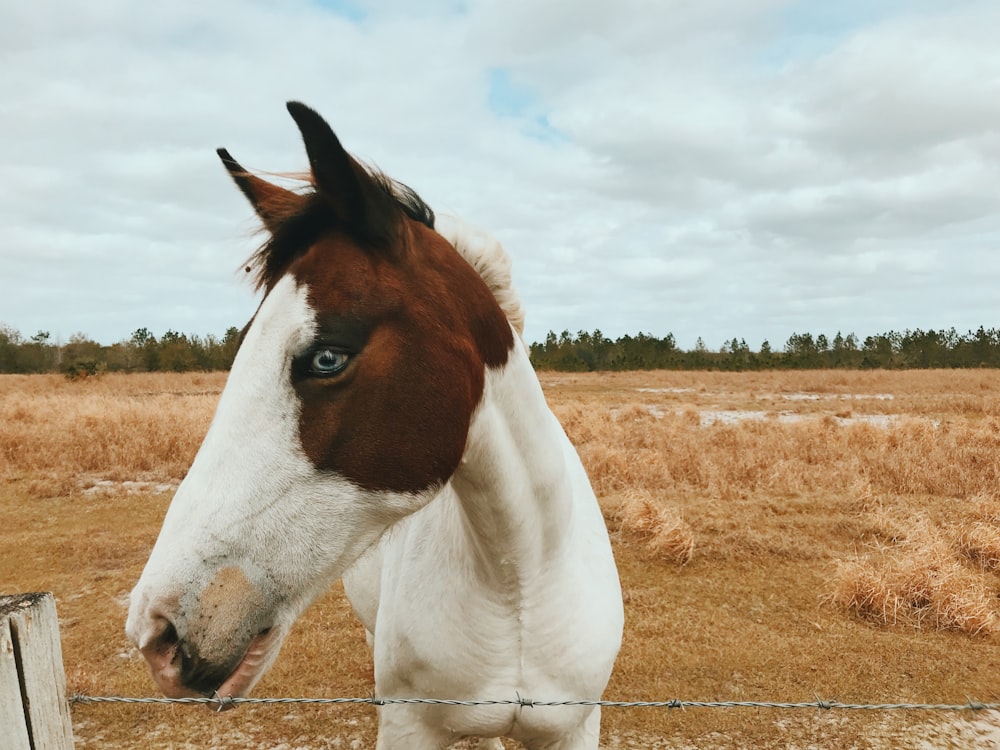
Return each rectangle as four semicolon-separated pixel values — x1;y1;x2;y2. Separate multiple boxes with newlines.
125;102;514;699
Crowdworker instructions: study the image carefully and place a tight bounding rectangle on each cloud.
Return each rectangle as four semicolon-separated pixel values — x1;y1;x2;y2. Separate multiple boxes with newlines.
0;0;997;352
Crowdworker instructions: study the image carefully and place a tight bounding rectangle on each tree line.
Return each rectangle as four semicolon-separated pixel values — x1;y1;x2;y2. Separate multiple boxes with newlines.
0;324;240;377
528;327;1000;371
3;322;1000;376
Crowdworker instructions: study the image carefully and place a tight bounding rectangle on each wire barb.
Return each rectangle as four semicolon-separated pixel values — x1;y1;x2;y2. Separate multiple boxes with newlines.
213;691;237;713
814;694;834;711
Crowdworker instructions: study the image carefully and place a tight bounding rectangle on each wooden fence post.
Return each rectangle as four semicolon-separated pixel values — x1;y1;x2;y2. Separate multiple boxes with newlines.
1;593;75;750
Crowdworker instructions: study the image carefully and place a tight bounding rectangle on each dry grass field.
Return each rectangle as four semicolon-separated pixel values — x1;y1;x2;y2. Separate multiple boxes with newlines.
3;369;1000;748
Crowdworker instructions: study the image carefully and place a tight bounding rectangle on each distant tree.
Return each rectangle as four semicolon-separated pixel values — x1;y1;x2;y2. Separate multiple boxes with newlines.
130;328;159;371
899;329;950;368
785;332;820;368
104;341;134;371
828;331;862;367
20;330;56;372
723;337;752;371
529;340;547;367
159;330;197;372
588;329;616;370
131;327;154;347
968;326;1000;367
62;332;103;376
687;337;709;369
221;326;241;368
758;339;774;368
0;323;23;372
861;332;900;369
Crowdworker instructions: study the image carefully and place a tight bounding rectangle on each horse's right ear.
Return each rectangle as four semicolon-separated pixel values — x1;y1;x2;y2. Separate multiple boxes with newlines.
217;148;303;233
285;101;399;246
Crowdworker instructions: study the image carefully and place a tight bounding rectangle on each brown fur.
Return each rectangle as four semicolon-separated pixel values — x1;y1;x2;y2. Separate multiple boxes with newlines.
186;568;267;665
291;219;512;492
221;102;514;493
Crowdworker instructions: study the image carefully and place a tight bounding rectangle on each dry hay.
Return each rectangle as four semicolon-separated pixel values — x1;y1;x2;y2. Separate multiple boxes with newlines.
829;502;1000;635
614;489;695;564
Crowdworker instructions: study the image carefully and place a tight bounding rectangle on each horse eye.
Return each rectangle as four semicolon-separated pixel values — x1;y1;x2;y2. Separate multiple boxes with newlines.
309;348;350;376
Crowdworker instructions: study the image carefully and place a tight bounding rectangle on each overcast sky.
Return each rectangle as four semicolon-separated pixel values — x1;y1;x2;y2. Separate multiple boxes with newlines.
2;1;999;350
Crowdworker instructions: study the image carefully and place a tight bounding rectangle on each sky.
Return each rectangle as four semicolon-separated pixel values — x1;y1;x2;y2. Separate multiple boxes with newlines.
2;0;999;351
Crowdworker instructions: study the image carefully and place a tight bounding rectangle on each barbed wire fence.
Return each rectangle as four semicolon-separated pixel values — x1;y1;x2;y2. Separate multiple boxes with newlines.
6;593;999;748
69;693;1000;714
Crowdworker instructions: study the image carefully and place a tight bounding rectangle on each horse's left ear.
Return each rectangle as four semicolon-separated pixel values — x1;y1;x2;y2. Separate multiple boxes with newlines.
217;148;303;233
285;101;397;243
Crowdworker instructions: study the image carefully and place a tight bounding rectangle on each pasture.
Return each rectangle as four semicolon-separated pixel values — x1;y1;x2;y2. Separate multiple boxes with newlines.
2;369;1000;748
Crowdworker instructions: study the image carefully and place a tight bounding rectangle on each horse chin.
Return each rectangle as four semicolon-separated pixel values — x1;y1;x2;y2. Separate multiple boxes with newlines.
213;629;282;705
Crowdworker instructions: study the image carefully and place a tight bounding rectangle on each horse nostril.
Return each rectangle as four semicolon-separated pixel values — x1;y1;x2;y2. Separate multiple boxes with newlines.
132;609;201;698
139;613;180;661
155;620;179;654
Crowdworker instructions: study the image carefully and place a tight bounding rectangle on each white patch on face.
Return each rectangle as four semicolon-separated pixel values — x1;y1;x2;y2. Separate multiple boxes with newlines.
126;274;434;691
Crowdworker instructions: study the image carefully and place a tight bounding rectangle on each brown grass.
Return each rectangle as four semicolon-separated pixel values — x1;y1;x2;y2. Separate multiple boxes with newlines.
614;490;695;565
0;372;223;496
3;369;1000;748
828;513;1000;635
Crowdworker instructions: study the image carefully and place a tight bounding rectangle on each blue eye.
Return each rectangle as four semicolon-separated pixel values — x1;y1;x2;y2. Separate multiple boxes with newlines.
309;348;350;376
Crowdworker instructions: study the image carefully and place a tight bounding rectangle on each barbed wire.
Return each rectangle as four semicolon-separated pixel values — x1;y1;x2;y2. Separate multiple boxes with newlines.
68;693;1000;713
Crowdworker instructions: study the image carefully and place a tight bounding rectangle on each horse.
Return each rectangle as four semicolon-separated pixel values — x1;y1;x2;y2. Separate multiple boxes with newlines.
125;102;624;750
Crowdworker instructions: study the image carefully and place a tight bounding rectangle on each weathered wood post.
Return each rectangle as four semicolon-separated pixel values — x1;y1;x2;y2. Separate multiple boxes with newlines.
1;593;75;750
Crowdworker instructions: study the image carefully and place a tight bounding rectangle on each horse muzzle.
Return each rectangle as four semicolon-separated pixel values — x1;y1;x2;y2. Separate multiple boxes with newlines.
126;566;281;699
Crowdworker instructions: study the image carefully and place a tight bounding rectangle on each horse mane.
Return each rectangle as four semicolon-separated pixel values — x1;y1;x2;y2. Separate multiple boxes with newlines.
246;168;525;338
434;214;525;338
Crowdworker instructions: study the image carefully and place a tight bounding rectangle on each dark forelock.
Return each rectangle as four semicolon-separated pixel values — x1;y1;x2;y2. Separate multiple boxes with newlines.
247;170;435;291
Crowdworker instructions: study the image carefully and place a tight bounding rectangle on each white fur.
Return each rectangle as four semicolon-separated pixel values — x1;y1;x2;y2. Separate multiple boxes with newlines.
344;335;623;749
341;220;622;748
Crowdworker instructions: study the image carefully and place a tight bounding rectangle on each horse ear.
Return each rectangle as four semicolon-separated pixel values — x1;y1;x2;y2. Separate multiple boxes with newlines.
285;101;396;242
217;148;303;233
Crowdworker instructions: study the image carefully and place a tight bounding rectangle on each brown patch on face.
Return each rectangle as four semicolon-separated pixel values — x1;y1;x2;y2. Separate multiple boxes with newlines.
291;218;514;493
186;567;268;666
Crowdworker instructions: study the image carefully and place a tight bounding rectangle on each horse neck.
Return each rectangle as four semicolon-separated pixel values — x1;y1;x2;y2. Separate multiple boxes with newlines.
447;337;581;578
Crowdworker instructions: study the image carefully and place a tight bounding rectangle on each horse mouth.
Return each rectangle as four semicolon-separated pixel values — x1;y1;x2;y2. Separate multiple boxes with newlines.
212;629;277;705
139;626;278;705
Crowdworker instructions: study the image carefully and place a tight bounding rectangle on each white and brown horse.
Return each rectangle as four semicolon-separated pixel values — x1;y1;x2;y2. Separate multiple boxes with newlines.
126;102;623;749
